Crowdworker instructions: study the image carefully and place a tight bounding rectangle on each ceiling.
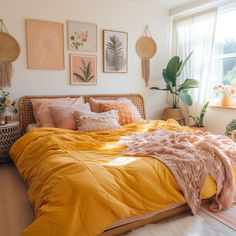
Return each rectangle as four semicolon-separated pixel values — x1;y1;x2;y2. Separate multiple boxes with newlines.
121;0;199;10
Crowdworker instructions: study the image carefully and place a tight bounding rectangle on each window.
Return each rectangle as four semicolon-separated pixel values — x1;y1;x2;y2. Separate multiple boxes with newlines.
212;6;236;88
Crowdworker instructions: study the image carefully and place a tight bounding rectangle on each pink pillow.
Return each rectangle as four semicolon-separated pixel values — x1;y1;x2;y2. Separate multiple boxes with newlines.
31;97;85;126
49;104;90;130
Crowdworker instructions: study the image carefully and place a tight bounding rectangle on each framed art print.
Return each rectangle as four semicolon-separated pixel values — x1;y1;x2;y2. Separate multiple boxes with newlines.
70;54;97;85
103;30;128;73
67;21;97;53
26;19;64;70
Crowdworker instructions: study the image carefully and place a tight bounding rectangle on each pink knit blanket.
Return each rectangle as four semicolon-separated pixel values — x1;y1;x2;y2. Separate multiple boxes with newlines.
121;130;236;214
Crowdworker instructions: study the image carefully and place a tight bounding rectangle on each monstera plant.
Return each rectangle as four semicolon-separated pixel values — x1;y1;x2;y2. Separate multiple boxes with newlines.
151;52;199;122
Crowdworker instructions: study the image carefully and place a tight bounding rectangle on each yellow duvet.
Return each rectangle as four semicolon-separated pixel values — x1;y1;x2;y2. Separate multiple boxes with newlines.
10;120;236;236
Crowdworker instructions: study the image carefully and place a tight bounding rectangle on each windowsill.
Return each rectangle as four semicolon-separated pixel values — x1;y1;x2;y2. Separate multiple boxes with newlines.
209;105;236;110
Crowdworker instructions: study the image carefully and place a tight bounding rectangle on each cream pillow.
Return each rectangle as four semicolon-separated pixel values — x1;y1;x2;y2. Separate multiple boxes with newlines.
49;103;91;130
74;110;121;131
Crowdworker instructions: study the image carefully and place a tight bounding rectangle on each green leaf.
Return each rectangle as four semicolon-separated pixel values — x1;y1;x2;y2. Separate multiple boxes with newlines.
177;51;193;77
73;73;87;82
179;90;193;106
166;56;180;87
88;75;95;81
150;87;169;91
162;69;174;93
178;79;199;92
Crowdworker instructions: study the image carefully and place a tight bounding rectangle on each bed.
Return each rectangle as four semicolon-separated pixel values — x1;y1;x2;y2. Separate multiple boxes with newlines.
11;94;236;236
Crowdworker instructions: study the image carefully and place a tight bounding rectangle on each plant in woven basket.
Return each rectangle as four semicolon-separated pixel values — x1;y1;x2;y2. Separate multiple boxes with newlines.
0;89;17;113
225;119;236;136
189;101;209;127
150;52;199;108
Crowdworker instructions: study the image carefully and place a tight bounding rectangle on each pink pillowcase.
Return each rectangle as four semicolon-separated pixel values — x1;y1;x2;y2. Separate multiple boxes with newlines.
31;97;85;127
49;104;90;130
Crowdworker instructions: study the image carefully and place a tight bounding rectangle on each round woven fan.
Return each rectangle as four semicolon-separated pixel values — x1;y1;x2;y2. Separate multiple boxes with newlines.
136;36;157;59
135;25;157;87
0;32;20;62
0;20;20;87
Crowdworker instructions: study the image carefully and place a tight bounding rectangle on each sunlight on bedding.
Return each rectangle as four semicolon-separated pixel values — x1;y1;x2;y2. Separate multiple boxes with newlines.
104;157;138;166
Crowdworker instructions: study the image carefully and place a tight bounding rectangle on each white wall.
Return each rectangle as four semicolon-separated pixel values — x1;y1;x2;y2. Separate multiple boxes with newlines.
206;107;236;134
1;0;170;119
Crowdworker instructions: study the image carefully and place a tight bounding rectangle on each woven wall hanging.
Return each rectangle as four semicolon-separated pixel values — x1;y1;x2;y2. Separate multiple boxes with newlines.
0;19;20;87
136;25;157;87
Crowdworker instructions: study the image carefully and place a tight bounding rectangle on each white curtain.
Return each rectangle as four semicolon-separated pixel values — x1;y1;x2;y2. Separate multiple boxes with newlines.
172;10;217;120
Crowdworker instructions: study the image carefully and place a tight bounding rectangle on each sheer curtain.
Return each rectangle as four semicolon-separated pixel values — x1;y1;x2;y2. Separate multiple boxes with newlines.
172;10;217;120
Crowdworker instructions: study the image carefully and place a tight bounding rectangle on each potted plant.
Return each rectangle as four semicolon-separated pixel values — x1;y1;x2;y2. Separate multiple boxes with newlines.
225;119;236;138
150;52;199;122
189;101;209;131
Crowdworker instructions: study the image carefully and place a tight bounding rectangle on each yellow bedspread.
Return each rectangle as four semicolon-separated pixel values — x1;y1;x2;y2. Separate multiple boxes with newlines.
10;120;236;236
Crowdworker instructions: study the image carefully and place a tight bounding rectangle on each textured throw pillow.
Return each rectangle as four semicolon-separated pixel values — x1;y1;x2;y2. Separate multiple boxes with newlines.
89;98;141;125
116;98;142;121
31;97;85;127
74;110;120;131
49;103;90;130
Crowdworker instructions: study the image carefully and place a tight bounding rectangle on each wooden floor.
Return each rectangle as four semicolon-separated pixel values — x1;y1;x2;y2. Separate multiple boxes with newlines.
0;163;34;236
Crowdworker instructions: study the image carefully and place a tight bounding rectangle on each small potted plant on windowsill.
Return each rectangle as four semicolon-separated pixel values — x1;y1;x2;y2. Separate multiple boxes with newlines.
150;52;199;123
189;101;209;131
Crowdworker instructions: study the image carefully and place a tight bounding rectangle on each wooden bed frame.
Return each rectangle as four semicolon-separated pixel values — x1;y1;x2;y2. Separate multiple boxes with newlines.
18;94;192;235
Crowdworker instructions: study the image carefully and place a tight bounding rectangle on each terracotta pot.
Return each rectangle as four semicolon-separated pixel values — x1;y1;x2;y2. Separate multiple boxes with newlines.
189;125;207;132
220;95;232;106
162;107;185;124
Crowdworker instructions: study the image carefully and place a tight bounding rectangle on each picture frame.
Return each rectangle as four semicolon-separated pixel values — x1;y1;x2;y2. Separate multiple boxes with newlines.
103;30;128;73
70;54;97;85
67;20;97;53
26;19;64;70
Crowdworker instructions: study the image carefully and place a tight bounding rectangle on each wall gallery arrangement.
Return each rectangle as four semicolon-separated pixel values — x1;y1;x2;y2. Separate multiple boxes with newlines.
25;19;128;85
26;19;64;70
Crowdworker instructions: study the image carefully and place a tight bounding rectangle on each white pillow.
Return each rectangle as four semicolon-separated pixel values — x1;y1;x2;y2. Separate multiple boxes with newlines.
74;110;121;131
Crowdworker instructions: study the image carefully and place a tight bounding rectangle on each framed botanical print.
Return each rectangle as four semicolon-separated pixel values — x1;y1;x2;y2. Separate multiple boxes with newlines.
103;30;128;73
26;19;64;70
70;54;97;85
67;21;97;53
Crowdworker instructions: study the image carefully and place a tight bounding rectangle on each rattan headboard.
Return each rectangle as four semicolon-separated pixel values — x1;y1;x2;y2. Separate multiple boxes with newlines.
18;94;145;134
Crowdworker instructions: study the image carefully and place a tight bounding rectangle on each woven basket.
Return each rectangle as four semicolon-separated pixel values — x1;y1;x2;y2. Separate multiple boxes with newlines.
162;108;184;121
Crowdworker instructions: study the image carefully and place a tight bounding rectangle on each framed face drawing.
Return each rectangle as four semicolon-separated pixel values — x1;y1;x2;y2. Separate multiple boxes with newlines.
26;19;64;70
